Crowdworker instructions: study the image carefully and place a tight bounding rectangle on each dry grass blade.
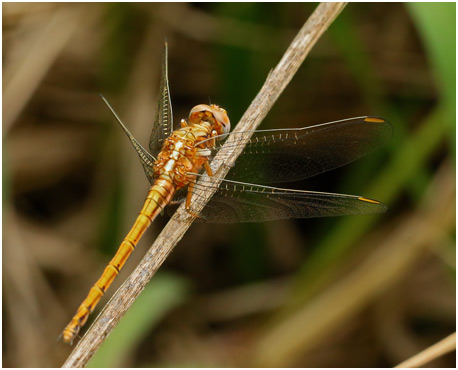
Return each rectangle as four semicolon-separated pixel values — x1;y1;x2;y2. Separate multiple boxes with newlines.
3;4;95;134
395;332;456;368
62;2;347;367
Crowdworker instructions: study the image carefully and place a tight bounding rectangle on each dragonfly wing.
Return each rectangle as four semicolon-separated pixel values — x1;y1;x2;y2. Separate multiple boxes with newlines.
169;187;188;204
180;176;386;224
210;116;392;184
100;95;156;184
149;42;174;158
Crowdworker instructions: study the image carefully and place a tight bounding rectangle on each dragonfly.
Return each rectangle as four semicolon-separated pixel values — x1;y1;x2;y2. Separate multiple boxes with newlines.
62;43;392;344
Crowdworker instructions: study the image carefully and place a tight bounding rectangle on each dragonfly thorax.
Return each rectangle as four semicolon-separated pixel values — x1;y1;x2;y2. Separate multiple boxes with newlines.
153;127;212;189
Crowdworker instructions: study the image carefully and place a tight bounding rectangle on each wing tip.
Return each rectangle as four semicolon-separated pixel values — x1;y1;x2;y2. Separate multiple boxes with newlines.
358;196;388;213
364;116;394;138
358;196;380;204
364;116;385;124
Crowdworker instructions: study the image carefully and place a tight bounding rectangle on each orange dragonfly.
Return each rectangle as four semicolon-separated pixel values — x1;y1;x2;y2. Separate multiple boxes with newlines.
62;43;392;344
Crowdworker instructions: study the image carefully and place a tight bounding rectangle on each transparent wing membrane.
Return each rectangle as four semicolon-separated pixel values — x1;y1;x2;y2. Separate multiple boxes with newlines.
208;116;393;184
175;175;386;224
100;95;156;183
149;42;174;158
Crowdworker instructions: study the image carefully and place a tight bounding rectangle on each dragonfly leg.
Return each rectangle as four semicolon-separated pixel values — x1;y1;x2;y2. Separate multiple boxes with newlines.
204;160;213;176
185;158;213;219
185;181;202;219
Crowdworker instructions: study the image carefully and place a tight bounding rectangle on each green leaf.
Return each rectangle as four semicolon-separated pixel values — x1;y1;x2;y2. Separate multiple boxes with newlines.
407;3;456;133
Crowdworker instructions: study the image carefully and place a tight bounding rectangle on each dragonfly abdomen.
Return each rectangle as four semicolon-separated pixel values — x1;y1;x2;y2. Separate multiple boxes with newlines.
62;178;176;344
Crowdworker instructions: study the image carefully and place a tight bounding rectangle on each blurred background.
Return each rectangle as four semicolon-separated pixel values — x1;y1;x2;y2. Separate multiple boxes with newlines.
2;2;455;367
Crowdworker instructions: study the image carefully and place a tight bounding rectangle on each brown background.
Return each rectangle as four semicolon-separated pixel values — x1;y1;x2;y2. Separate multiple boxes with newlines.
3;3;455;367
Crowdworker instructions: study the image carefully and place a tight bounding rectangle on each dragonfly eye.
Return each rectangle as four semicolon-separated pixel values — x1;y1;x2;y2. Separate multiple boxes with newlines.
189;104;211;125
189;104;231;137
210;105;231;136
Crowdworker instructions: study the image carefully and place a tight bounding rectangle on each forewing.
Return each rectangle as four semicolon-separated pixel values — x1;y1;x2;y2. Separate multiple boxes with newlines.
149;42;174;157
210;116;392;184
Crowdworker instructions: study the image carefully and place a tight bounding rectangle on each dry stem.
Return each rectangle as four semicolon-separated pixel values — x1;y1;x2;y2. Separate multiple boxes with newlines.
395;332;456;368
62;2;347;367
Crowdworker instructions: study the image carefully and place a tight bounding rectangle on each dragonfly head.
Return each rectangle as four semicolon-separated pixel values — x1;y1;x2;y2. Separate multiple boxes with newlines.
189;104;230;137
